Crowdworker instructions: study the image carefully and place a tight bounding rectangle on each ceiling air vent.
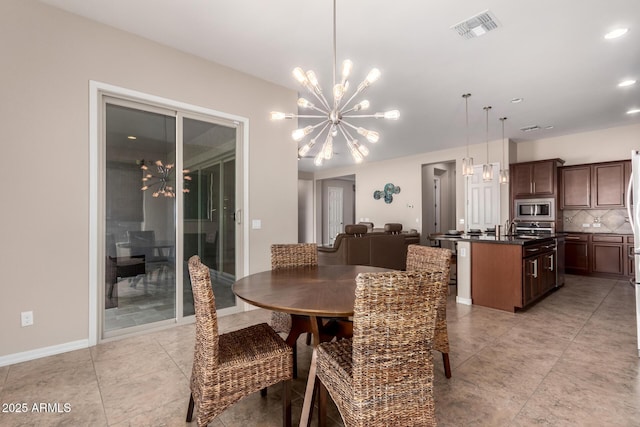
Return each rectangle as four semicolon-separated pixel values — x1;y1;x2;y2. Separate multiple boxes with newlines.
451;10;500;39
520;125;541;133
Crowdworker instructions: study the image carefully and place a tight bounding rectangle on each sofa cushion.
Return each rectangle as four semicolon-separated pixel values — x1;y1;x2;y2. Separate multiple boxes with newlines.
345;224;368;235
384;223;403;234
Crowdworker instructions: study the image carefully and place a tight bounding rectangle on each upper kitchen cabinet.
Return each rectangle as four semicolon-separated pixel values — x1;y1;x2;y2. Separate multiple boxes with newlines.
559;165;591;209
511;159;564;199
560;160;631;209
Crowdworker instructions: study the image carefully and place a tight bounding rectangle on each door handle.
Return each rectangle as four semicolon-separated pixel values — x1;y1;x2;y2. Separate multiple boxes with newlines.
532;259;538;278
235;209;241;225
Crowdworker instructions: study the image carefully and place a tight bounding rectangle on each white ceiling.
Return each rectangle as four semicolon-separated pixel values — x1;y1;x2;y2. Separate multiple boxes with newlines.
41;0;640;171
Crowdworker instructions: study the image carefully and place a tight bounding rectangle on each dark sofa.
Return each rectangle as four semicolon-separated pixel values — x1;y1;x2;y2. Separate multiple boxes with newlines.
317;223;420;270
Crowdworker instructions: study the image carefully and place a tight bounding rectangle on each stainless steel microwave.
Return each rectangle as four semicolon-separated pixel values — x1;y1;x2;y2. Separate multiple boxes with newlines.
514;198;555;221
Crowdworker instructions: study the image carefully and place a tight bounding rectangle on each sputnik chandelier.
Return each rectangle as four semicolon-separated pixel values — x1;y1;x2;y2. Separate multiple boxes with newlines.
270;0;399;166
140;160;191;198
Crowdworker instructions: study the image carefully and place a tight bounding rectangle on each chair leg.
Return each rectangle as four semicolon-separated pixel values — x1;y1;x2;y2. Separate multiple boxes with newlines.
318;380;328;427
292;343;298;379
442;352;452;378
283;380;292;427
186;392;195;422
260;387;267;397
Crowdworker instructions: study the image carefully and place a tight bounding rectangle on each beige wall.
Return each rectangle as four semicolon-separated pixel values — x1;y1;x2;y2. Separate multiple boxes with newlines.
313;139;510;235
312;123;638;238
515;123;640;165
0;0;297;359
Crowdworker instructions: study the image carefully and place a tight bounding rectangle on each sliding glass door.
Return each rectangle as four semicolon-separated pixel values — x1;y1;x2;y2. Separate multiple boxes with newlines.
102;97;240;337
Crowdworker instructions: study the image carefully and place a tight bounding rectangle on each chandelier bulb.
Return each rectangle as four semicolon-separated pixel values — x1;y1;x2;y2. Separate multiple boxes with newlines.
333;84;345;103
354;140;370;156
293;67;308;85
306;70;320;91
365;68;381;85
292;126;313;142
357;127;380;143
353;100;370;111
341;59;353;81
297;98;314;109
314;151;324;166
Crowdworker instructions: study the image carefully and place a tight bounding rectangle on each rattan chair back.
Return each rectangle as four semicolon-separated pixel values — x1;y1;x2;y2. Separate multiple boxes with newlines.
271;243;318;270
317;270;443;426
187;255;293;427
405;244;452;378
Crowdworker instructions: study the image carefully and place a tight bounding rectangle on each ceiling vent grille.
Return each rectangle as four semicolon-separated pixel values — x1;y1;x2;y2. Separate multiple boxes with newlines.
520;125;541;133
451;10;500;39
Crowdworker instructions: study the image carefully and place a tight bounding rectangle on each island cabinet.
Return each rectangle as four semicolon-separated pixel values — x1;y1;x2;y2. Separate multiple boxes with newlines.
560;160;631;209
511;159;564;199
471;240;557;312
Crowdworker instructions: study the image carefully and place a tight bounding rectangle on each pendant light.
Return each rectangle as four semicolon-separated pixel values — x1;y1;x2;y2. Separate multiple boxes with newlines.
499;117;509;184
461;93;474;176
482;105;493;182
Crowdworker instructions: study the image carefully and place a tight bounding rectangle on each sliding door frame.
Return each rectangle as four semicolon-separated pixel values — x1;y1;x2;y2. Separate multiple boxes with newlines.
89;81;249;345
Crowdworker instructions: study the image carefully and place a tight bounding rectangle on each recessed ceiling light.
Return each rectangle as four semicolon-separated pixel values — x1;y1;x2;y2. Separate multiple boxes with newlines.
511;98;524;104
627;108;640;115
127;135;137;140
618;79;637;87
604;28;629;39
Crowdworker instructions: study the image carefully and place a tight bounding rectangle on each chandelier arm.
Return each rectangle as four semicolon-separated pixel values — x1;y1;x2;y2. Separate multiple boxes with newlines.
341;114;381;118
296;115;329;119
337;123;354;142
301;83;332;111
340;89;364;112
340;120;362;132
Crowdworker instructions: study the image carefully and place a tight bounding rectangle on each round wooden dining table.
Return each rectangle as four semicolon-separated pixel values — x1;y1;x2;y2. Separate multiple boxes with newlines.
233;264;392;427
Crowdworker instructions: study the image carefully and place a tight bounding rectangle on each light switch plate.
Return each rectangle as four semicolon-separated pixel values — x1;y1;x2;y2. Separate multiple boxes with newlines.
592;223;602;228
582;223;591;227
251;219;261;229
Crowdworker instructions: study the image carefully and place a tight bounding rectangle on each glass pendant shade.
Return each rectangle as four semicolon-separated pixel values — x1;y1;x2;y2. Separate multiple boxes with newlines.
499;169;509;184
483;163;494;181
462;157;474;176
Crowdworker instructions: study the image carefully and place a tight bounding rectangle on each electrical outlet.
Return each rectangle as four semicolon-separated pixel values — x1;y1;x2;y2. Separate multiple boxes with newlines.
21;311;33;327
593;223;602;228
582;223;591;228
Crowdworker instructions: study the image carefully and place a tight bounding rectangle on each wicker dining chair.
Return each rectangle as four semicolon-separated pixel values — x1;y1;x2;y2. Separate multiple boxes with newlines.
269;243;318;376
186;256;293;427
406;244;453;379
316;270;443;427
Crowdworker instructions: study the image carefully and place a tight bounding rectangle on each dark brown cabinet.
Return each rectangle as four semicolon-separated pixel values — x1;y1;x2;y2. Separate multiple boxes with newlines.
591;235;624;275
565;233;590;274
565;233;633;278
560;165;591;209
560;160;631;209
522;241;556;306
511;159;562;198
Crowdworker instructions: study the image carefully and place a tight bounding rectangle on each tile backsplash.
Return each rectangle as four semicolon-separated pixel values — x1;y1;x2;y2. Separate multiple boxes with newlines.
562;209;632;234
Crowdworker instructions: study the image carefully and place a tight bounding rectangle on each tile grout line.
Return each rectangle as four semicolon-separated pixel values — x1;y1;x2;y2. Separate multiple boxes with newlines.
509;278;619;423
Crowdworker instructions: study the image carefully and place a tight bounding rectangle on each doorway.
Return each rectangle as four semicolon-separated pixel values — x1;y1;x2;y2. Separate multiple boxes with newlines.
421;162;456;244
96;88;245;340
317;175;356;245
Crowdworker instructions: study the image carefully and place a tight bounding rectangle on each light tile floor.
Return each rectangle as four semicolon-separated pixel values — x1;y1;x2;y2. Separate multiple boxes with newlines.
0;275;638;426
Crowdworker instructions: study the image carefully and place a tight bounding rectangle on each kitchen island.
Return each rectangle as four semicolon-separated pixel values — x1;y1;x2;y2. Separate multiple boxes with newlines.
436;233;565;312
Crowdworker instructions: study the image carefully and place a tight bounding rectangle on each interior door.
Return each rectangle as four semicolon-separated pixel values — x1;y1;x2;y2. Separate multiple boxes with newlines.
328;186;344;244
466;163;500;231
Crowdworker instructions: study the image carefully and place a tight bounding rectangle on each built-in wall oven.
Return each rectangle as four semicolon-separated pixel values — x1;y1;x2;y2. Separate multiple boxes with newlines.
514;198;556;222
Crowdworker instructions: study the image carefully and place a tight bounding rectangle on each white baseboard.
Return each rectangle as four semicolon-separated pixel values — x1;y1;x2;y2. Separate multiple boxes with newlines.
0;339;89;368
456;296;472;305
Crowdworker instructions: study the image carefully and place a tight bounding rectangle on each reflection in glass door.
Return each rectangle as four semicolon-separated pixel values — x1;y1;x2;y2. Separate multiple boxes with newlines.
182;117;237;314
104;102;177;334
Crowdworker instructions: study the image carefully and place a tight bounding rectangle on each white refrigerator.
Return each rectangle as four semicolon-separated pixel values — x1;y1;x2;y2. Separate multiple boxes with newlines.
627;150;640;357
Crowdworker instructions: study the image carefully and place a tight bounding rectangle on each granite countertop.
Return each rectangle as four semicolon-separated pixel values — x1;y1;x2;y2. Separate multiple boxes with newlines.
437;233;561;245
